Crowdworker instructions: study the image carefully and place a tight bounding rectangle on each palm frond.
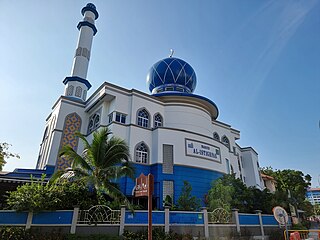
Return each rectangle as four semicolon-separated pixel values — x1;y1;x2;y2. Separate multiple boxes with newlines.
90;128;110;167
99;182;133;210
75;131;91;151
59;145;92;172
103;138;130;167
49;170;66;184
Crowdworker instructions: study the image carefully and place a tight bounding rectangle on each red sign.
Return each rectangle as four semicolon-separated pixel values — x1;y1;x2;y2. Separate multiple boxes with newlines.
135;173;154;197
134;173;154;240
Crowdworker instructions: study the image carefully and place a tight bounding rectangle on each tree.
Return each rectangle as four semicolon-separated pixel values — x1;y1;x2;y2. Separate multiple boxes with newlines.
207;174;275;213
0;143;20;171
260;167;312;215
6;175;98;211
176;181;201;211
52;128;135;208
207;177;234;211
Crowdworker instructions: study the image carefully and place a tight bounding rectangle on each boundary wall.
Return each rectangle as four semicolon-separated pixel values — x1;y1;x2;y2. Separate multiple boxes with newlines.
0;208;283;239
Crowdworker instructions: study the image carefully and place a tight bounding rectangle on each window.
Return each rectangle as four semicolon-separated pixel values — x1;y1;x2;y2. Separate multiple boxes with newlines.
75;86;82;97
222;136;230;149
154;113;163;128
137;108;149;128
82;90;87;101
231;165;234;174
238;158;242;172
67;85;74;96
108;113;113;123
157;88;164;93
87;113;100;133
94;114;100;127
115;112;126;124
233;146;237;154
135;142;149;164
163;181;174;202
75;47;82;56
163;144;173;174
226;159;230;174
176;87;184;92
165;87;174;91
213;132;220;141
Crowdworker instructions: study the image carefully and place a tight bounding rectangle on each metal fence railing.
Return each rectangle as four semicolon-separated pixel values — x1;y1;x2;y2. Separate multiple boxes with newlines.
284;230;320;240
77;205;120;225
208;208;232;224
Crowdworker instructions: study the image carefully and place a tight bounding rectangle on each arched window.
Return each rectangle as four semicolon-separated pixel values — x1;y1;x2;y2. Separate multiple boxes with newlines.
154;113;163;128
222;136;230;149
67;85;74;96
230;165;234;174
213;132;220;141
137;108;149;128
75;86;82;97
82;90;87;101
135;142;149;164
87;113;100;133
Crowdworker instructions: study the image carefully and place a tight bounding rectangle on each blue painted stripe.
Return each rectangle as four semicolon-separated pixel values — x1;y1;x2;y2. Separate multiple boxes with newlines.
32;211;73;224
0;211;28;224
262;215;279;225
170;212;204;224
77;21;97;36
239;214;260;225
63;76;92;89
81;4;99;19
125;211;165;224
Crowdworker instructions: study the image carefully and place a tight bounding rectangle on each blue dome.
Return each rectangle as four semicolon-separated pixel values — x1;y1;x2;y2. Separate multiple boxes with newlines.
146;57;197;94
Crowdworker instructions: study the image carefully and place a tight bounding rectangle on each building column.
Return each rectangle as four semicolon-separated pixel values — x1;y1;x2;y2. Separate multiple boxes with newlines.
255;210;265;238
70;206;80;234
202;207;209;239
165;206;170;233
119;205;126;236
232;208;240;234
25;211;33;230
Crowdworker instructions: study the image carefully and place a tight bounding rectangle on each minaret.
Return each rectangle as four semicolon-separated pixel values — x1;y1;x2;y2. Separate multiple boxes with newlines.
63;3;99;101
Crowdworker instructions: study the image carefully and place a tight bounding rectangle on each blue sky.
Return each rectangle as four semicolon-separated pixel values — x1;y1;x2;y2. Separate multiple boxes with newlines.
1;1;319;186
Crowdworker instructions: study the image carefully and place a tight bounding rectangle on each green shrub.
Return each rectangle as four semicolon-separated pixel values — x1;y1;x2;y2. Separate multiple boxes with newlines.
0;227;121;240
268;228;284;240
122;228;193;240
0;227;65;240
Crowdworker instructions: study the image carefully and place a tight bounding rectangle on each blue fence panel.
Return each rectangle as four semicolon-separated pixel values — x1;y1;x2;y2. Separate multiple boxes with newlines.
170;212;204;224
262;215;278;225
32;211;73;224
239;214;260;225
125;211;165;224
0;211;28;225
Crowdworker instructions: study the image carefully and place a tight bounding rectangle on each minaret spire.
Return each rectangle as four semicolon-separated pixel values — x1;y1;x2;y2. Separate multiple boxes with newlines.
63;3;99;101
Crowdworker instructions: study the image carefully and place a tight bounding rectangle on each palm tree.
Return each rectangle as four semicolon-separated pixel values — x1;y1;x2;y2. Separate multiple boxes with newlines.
52;128;135;207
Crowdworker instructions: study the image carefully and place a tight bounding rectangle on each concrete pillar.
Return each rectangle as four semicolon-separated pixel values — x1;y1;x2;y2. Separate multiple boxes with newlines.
25;211;33;230
119;205;126;236
202;207;209;239
255;210;265;238
232;208;240;234
70;206;80;234
165;207;170;233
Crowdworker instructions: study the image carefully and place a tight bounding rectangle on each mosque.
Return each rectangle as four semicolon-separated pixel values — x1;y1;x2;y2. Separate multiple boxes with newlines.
1;3;264;209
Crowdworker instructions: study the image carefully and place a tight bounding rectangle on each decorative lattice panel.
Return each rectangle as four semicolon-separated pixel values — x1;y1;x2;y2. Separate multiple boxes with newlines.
56;113;81;171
